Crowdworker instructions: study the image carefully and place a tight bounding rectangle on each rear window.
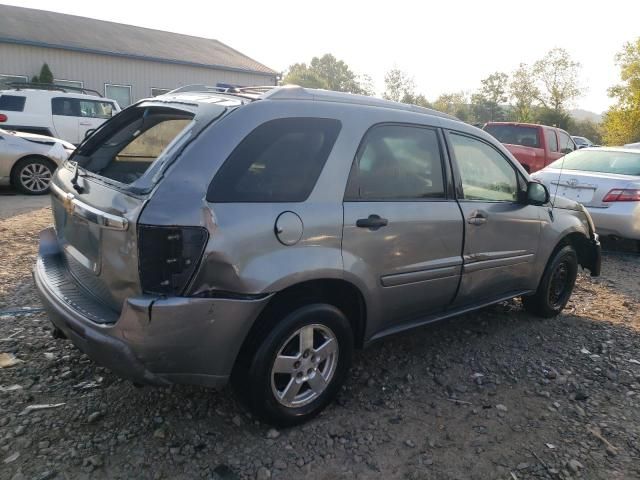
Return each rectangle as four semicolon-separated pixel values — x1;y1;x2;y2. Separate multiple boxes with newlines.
207;118;342;203
484;124;540;148
548;150;640;176
0;95;26;112
76;106;194;185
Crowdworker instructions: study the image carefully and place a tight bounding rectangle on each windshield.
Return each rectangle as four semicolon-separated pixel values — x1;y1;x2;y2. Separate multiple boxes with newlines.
484;124;540;148
548;149;640;176
74;106;195;185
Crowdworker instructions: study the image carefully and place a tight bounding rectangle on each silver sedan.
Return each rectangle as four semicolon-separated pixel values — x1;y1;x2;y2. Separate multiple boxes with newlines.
0;128;74;194
532;147;640;241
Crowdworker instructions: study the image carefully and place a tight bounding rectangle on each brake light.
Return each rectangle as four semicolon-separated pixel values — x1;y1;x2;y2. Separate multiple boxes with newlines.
0;114;7;122
602;189;640;202
138;225;208;295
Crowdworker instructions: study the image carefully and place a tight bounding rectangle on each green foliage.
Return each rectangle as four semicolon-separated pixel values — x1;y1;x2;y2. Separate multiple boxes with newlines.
38;63;54;84
433;92;470;121
473;72;508;122
533;48;581;112
509;63;539;122
570;119;603;144
602;38;640;145
31;75;39;83
282;54;369;94
534;107;572;130
383;69;415;102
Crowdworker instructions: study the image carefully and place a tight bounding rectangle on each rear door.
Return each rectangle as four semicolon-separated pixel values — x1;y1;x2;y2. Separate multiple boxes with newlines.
51;97;80;144
544;127;564;165
342;124;464;332
445;130;542;304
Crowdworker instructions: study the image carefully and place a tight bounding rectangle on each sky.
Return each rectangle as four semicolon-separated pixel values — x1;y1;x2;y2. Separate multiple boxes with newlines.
5;0;640;113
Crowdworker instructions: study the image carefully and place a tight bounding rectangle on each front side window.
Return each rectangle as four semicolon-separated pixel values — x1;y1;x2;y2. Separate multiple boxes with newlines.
546;129;559;152
558;131;575;154
208;118;341;203
105;84;131;108
79;100;114;119
346;125;445;200
449;133;518;202
0;95;26;112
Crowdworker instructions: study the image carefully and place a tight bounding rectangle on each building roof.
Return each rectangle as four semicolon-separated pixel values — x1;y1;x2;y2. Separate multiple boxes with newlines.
0;5;276;76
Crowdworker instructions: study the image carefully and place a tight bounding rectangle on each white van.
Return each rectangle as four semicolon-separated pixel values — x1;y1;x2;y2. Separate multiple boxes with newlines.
0;85;121;145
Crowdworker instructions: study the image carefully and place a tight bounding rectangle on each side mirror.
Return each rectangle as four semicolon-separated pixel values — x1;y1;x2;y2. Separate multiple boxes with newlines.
527;181;549;205
84;128;96;140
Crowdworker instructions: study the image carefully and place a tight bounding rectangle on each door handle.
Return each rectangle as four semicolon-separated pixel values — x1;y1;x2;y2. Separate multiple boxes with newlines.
356;214;388;230
79;122;92;126
467;211;488;225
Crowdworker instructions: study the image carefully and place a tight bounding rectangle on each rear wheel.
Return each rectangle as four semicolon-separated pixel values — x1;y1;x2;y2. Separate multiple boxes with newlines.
11;157;56;195
522;245;578;318
239;303;353;426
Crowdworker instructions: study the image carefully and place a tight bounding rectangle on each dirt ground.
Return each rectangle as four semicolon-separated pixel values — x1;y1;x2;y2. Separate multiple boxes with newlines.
1;200;639;480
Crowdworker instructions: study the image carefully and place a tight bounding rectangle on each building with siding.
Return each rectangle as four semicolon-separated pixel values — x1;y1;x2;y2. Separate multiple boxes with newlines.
0;5;277;107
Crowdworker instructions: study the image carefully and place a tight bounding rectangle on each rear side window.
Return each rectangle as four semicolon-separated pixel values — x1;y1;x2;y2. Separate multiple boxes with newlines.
52;97;81;116
546;129;559;152
0;95;26;112
484;124;540;148
345;125;445;200
207;118;341;203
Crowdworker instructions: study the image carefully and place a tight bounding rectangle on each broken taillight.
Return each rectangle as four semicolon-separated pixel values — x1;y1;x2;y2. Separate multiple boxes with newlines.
137;225;208;296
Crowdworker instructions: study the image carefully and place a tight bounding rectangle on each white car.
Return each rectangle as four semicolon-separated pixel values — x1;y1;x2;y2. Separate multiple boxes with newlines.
624;142;640;149
0;84;120;145
532;147;640;243
0;128;74;194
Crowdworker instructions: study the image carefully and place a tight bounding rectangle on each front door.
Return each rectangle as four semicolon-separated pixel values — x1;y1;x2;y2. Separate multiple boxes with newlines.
445;131;542;304
342;124;464;336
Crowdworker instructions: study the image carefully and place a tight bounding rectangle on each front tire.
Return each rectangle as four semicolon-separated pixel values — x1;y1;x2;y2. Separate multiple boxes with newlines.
241;303;353;426
11;157;56;195
523;245;578;318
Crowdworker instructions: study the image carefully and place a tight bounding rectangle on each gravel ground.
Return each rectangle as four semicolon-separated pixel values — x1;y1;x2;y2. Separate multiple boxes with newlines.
1;206;639;480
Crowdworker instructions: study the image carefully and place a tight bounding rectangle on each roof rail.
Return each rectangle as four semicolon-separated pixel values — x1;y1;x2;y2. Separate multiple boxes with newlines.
5;82;103;97
167;84;230;95
263;85;460;121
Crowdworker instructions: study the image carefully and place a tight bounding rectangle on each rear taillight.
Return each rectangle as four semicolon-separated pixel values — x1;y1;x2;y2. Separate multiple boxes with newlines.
602;189;640;202
0;114;7;122
138;225;208;295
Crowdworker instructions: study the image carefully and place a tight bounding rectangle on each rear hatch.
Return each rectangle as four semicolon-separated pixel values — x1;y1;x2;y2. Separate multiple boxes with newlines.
49;96;232;313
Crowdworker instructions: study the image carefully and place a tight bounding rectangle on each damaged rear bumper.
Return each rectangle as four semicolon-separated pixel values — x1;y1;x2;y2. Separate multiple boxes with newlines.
33;229;271;388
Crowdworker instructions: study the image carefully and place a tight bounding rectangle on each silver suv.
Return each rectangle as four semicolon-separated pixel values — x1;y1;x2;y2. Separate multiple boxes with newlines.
34;86;601;425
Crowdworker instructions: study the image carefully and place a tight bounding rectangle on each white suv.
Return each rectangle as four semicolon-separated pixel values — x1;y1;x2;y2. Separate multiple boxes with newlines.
0;85;121;145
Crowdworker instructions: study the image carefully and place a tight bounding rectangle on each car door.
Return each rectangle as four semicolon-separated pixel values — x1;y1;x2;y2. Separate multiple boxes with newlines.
545;128;564;165
342;124;464;334
445;130;542;305
51;97;80;144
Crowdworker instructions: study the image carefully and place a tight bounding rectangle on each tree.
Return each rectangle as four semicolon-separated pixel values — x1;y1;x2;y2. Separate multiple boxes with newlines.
602;38;640;145
571;119;603;144
476;72;508;122
282;54;369;94
509;63;539;122
383;68;415;102
432;92;470;121
33;63;54;84
533;48;582;113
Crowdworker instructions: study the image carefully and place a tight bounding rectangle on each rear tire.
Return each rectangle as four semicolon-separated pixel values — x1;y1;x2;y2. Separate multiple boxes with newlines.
11;156;56;195
237;303;353;426
522;245;578;318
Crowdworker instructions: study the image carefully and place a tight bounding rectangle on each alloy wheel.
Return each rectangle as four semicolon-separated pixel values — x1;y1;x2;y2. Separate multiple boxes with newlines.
19;163;52;193
271;323;339;408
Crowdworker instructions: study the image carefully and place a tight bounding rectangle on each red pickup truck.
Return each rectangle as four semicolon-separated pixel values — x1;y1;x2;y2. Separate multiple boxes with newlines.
483;122;577;173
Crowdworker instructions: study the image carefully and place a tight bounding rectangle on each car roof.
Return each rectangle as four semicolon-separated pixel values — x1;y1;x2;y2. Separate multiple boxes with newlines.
578;146;640;154
0;88;107;100
156;85;461;122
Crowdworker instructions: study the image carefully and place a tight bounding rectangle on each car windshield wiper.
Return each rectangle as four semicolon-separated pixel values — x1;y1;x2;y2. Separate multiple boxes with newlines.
70;161;88;194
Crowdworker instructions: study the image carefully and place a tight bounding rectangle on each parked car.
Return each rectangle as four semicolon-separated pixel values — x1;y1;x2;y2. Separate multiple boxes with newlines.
532;147;640;243
484;122;577;173
0;84;120;145
0;128;74;194
572;136;597;149
34;86;601;425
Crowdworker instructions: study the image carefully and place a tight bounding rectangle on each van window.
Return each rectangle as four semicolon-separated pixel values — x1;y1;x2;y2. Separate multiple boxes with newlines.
346;125;445;200
76;106;194;185
207;118;341;203
0;95;26;112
